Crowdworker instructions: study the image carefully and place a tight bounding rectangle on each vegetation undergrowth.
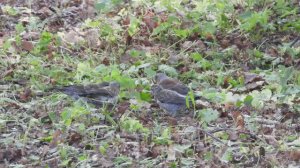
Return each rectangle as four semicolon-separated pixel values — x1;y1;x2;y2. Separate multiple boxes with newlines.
0;0;299;167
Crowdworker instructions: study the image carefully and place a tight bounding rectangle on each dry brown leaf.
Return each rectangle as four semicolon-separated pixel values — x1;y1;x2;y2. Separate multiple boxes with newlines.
59;30;84;46
36;7;54;19
19;88;32;101
85;29;100;48
119;51;137;64
166;116;178;125
264;135;279;147
116;101;130;115
101;57;110;66
19;16;30;25
21;40;34;52
228;131;239;141
167;145;176;161
143;10;158;32
232;111;245;130
0;68;14;79
178;65;189;73
67;131;82;146
41;145;50;159
22;31;40;41
220;39;230;48
167;52;180;65
245;81;265;91
266;47;278;57
151;145;166;158
289;150;300;161
205;33;214;42
244;73;264;84
243;73;266;92
0;37;3;46
0;147;23;162
98;157;114;168
49;129;63;148
181;40;206;51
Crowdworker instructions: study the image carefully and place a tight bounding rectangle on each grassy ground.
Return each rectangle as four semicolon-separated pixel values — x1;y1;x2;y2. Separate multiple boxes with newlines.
0;0;300;167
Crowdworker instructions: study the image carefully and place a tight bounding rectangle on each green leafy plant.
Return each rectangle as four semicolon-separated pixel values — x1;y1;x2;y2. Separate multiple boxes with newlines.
153;127;172;145
61;104;91;126
239;9;271;32
278;66;294;92
128;16;141;37
14;23;25;46
221;149;233;163
95;0;123;13
152;16;180;37
99;142;110;155
120;117;149;134
113;156;132;167
158;65;178;76
59;146;73;167
34;31;53;54
2;5;18;16
173;28;190;38
197;108;219;123
204;151;213;161
186;89;196;112
191;52;212;70
250;89;272;109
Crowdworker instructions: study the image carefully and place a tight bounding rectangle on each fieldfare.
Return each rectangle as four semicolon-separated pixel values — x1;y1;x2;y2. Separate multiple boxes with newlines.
154;73;189;95
54;81;120;108
152;73;193;116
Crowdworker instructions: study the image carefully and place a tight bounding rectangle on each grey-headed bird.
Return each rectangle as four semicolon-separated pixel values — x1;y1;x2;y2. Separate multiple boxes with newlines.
154;73;189;95
151;73;199;116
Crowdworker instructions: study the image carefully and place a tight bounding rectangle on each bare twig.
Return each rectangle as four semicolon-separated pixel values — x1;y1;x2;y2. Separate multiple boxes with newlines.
290;36;300;47
201;129;227;145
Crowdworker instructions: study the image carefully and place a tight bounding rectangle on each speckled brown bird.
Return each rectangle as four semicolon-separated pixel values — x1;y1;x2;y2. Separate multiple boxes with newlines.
154;73;189;95
54;81;120;107
151;84;190;116
152;73;194;116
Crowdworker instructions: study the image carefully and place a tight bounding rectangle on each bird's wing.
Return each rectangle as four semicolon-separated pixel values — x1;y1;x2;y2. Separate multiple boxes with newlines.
56;85;86;96
55;83;115;98
154;89;186;104
159;80;189;95
52;82;118;108
81;86;114;97
95;82;111;87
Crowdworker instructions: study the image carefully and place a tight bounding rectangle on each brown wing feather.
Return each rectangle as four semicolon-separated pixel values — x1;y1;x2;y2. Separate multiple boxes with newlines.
159;80;189;95
154;89;186;104
57;82;114;97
